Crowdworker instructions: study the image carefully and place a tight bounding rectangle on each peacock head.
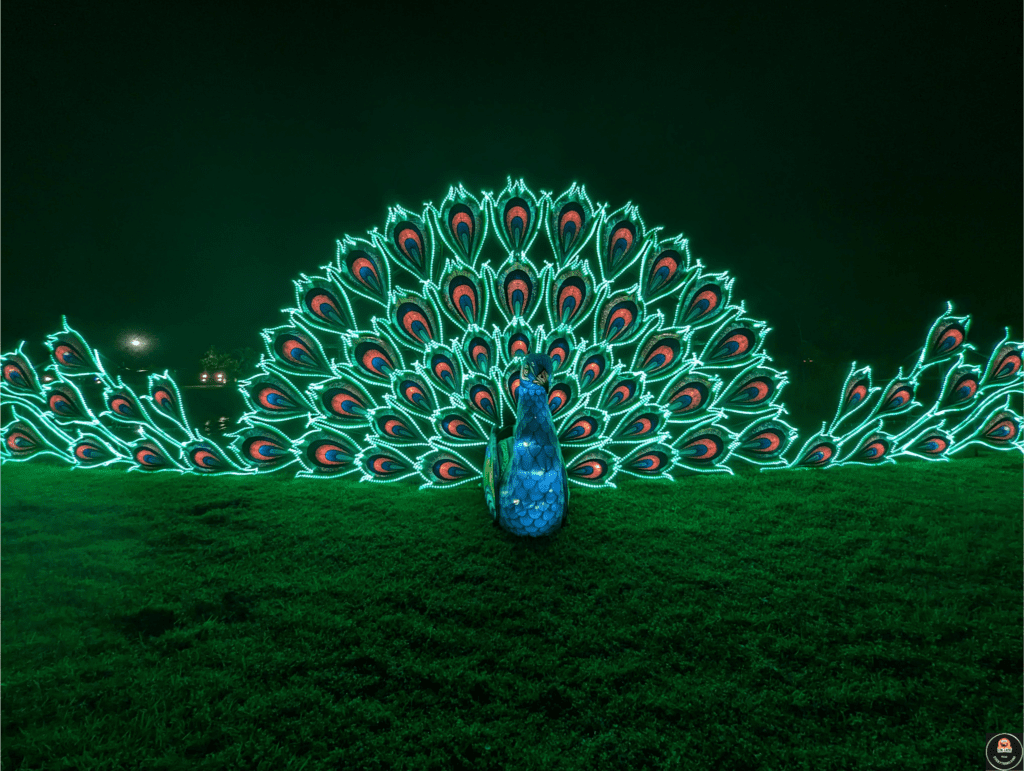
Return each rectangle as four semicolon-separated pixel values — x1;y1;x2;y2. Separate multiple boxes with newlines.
520;353;552;391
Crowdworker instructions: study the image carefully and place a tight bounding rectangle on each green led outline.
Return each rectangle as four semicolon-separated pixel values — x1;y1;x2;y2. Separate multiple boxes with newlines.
2;180;1020;486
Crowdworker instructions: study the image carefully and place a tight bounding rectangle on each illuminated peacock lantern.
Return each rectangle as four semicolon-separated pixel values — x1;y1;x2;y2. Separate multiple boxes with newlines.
2;180;1021;534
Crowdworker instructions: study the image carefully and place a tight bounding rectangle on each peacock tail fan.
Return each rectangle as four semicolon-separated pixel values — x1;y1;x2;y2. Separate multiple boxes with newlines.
2;180;1021;484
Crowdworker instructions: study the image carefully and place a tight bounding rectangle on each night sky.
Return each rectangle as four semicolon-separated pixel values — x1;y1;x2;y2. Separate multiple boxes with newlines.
3;4;1021;389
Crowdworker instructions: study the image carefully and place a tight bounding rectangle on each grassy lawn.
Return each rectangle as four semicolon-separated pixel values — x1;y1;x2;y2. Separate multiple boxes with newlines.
1;452;1021;770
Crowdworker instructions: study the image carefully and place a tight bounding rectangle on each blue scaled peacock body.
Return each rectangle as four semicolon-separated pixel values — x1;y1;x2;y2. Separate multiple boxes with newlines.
484;353;570;536
2;180;1022;519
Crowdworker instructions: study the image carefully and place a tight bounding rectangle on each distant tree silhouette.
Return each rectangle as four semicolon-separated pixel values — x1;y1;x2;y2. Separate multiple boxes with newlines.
230;346;259;374
200;346;250;382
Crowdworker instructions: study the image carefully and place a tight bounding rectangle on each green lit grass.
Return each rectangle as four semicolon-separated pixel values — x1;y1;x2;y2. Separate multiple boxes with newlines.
1;452;1021;770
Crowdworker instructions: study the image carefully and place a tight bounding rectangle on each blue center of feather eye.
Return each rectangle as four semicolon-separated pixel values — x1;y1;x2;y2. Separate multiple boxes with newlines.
357;266;379;291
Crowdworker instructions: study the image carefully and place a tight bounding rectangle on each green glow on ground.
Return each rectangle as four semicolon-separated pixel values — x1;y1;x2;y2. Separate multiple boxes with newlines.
2;451;1020;769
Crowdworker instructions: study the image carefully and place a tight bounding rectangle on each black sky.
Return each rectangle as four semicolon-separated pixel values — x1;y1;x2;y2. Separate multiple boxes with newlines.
3;3;1021;383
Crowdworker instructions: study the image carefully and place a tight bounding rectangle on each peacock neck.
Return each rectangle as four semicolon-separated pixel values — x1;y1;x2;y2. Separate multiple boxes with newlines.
516;380;554;436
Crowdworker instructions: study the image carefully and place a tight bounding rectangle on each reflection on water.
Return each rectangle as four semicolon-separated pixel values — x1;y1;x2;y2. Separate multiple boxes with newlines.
183;387;243;438
201;417;233;436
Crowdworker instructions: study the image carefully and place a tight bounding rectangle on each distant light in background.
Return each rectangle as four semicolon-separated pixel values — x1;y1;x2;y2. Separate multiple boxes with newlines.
120;332;153;354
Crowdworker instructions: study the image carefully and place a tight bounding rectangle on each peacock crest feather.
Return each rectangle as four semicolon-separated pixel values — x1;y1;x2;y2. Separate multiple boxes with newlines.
2;180;1022;490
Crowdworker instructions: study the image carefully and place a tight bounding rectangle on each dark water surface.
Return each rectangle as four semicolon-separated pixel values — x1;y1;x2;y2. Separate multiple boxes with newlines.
0;382;244;446
180;385;244;437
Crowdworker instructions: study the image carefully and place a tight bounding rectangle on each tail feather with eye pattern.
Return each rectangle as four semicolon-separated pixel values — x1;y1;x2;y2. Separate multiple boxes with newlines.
3;179;1021;495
